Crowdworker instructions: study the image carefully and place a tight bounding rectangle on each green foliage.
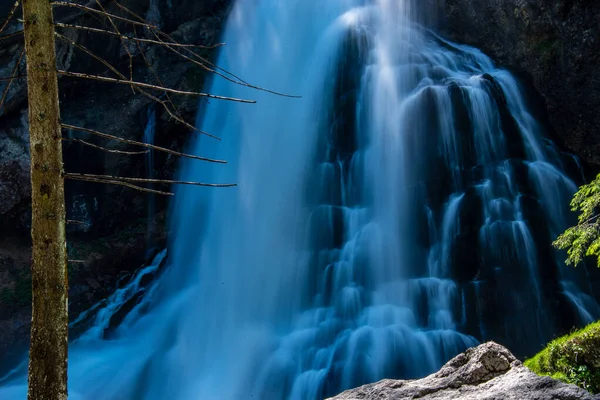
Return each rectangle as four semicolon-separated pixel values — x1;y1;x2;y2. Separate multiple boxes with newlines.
553;173;600;267
525;321;600;394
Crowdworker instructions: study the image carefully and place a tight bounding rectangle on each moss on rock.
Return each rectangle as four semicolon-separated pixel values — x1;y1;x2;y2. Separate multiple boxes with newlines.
525;321;600;393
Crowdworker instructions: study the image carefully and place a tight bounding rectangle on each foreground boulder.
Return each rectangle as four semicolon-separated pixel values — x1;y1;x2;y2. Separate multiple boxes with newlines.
328;342;599;399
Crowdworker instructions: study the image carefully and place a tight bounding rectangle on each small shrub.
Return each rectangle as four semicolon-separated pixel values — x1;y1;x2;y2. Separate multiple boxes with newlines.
525;321;600;393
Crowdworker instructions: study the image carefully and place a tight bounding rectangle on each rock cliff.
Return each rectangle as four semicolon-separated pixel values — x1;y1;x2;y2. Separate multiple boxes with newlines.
442;0;600;166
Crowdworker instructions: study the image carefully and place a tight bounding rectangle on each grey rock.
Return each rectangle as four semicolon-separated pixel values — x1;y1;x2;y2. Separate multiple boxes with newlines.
328;342;599;400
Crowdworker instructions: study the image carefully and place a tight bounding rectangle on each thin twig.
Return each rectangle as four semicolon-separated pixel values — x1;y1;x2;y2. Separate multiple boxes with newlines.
66;220;89;225
61;124;227;163
51;1;158;28
153;30;301;99
94;0;134;91
112;0;299;98
57;70;257;103
0;47;24;110
0;30;23;40
55;23;223;49
65;174;175;196
131;24;216;137
0;1;20;36
56;32;220;139
0;74;25;81
62;137;149;155
66;173;237;187
68;260;86;264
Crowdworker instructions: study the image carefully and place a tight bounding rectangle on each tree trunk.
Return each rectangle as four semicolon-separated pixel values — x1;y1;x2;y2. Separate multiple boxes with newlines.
22;0;68;399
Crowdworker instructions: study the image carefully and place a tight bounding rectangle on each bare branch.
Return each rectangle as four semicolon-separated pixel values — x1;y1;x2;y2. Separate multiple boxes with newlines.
111;0;299;98
65;173;237;188
0;46;24;110
61;124;227;163
0;30;23;40
64;174;175;196
93;0;134;90
131;25;219;138
0;1;20;36
153;30;301;99
56;32;220;139
66;220;89;225
62;137;149;155
68;260;86;264
55;23;223;49
51;1;158;28
57;70;257;103
0;74;25;81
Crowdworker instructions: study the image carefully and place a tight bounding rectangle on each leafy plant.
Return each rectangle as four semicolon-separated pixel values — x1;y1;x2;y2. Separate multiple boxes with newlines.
525;321;600;394
553;173;600;266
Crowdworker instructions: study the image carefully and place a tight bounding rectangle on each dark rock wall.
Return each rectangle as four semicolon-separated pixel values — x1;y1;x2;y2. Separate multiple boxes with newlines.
442;0;600;166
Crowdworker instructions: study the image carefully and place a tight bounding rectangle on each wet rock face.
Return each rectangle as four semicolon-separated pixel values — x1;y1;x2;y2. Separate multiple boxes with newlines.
329;342;600;400
442;0;600;167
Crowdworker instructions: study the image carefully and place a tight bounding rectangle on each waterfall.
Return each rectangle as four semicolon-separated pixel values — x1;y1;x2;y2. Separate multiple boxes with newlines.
1;0;599;399
143;106;157;256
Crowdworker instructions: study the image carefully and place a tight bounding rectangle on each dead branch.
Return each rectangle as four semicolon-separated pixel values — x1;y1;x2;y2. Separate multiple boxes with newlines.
0;47;24;110
61;124;227;163
153;30;301;99
0;30;23;40
57;70;257;103
0;74;25;81
62;137;149;155
50;1;158;29
130;25;219;138
0;1;20;36
64;174;175;196
111;0;299;99
55;23;223;49
94;0;134;90
56;32;220;139
66;220;89;225
68;260;86;264
65;172;237;188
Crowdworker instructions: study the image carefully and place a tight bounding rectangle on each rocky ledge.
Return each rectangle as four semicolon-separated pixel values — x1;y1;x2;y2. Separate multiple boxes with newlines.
328;342;599;400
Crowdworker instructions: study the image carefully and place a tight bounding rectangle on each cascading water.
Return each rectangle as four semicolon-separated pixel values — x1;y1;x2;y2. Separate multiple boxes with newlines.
143;106;157;256
1;0;599;399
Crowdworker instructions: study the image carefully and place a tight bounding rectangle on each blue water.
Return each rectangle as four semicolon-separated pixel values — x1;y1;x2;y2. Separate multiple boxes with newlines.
1;0;599;399
143;106;157;256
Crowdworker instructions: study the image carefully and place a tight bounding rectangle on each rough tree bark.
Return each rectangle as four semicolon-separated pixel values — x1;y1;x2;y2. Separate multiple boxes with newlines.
22;0;68;398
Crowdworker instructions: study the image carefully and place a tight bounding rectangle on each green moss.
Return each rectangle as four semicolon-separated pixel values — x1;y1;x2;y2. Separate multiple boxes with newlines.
525;321;600;393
